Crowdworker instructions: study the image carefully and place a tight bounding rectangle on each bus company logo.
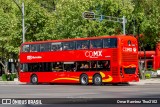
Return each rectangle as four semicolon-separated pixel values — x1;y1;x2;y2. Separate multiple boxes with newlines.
123;47;137;52
2;99;11;104
133;48;137;52
27;56;42;60
85;51;102;58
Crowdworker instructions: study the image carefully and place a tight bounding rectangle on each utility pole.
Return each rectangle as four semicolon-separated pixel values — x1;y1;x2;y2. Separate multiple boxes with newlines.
13;0;25;43
22;1;25;43
122;16;126;35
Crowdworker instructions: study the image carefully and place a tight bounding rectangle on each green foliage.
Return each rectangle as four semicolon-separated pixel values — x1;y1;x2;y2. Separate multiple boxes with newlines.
0;0;159;66
147;68;153;71
2;74;7;81
145;73;151;79
1;73;16;81
10;73;16;81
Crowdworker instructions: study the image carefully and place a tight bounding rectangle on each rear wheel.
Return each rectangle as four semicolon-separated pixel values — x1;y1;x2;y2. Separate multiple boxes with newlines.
80;74;88;85
93;74;102;85
31;75;38;85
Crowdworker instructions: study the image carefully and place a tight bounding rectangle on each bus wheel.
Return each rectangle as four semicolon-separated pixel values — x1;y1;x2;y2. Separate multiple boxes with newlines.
31;75;38;85
80;74;88;85
93;74;102;85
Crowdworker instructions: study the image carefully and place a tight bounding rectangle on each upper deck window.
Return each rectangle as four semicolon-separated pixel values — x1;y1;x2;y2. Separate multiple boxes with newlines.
63;41;75;50
103;38;117;48
76;40;89;50
40;43;51;52
30;44;40;52
51;42;62;51
22;45;29;52
90;39;103;49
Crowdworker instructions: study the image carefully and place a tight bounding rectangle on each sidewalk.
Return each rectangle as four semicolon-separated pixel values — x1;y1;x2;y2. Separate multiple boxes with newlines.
0;78;26;85
129;78;160;85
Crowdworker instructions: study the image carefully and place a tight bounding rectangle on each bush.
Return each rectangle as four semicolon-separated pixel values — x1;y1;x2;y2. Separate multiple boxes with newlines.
145;73;151;79
10;74;15;81
11;73;17;78
1;73;17;81
147;68;153;71
2;74;7;81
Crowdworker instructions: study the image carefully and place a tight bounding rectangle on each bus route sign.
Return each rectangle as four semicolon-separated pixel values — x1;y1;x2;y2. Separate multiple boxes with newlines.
82;11;95;19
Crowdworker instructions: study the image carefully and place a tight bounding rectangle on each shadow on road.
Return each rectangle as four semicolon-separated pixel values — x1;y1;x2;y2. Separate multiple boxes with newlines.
20;82;131;87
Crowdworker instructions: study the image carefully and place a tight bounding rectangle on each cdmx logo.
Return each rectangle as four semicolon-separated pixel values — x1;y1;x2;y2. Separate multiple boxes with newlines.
85;50;102;58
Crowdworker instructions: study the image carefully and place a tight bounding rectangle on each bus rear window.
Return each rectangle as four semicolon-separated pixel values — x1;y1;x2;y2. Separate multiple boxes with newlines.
124;68;136;74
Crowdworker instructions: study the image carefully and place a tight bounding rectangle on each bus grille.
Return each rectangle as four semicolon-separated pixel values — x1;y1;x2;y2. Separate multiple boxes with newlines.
112;67;118;76
122;53;137;62
112;49;118;62
124;68;136;74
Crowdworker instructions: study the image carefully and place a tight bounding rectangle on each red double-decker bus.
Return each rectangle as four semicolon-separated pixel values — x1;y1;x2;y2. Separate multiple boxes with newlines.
19;35;139;85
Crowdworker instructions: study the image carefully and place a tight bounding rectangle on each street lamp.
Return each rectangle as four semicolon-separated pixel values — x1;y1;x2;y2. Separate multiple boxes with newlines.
13;0;25;43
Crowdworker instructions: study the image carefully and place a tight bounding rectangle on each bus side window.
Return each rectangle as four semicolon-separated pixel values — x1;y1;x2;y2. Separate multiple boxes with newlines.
76;40;89;50
51;43;62;51
63;42;75;50
104;38;117;48
30;44;40;52
40;44;45;52
40;43;50;52
21;64;28;72
77;61;90;71
52;62;63;72
97;60;110;71
103;39;110;48
22;45;29;52
90;39;102;49
110;38;117;48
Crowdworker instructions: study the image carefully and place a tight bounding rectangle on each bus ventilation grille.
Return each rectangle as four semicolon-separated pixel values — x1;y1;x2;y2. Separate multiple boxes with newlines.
112;49;118;62
122;53;137;62
112;67;118;76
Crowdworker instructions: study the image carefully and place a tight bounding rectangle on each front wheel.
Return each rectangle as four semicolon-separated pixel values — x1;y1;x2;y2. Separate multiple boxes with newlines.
31;75;38;85
80;74;88;85
93;74;102;85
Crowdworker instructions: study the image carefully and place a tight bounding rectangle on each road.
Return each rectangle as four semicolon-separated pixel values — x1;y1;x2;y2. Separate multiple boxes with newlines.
0;83;160;98
0;83;160;107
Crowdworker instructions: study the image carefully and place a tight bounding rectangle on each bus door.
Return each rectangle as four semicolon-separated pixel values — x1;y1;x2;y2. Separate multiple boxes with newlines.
54;62;76;83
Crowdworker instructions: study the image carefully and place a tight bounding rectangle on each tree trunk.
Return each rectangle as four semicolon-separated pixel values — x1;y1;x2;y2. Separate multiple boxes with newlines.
0;61;8;74
137;24;145;80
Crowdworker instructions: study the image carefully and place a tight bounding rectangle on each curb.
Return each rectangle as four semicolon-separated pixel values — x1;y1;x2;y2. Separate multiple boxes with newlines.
0;81;26;85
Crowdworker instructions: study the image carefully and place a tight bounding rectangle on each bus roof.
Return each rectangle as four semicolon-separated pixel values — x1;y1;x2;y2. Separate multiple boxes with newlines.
22;34;136;45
